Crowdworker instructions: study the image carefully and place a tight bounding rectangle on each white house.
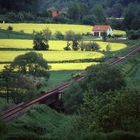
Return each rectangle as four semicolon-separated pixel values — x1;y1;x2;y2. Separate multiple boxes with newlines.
92;25;113;37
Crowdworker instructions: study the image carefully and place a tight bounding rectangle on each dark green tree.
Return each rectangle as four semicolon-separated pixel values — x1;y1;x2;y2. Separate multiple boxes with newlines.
83;64;126;93
55;31;64;40
92;5;106;24
1;52;50;103
80;88;140;132
62;83;84;114
11;52;50;77
0;65;14;103
33;28;51;50
68;3;81;22
82;15;96;25
65;31;82;51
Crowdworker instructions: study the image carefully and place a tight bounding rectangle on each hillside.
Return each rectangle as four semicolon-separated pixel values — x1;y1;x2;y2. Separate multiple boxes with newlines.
0;0;140;31
0;1;140;139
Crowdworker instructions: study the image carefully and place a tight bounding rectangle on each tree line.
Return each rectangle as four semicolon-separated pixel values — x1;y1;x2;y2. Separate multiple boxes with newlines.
0;0;140;31
62;64;140;135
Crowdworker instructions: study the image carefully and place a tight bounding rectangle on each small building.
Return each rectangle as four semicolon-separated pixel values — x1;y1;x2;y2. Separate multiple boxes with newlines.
106;17;124;23
93;25;113;37
51;10;59;18
48;7;59;18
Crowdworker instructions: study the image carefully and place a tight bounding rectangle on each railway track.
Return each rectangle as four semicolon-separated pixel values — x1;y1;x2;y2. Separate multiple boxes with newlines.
1;46;140;121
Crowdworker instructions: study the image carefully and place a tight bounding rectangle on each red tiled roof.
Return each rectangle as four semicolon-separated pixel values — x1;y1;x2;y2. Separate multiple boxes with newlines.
93;25;110;31
52;11;59;17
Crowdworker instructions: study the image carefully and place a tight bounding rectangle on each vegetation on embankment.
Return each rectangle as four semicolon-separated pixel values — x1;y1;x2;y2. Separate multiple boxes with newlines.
0;104;140;140
118;52;140;88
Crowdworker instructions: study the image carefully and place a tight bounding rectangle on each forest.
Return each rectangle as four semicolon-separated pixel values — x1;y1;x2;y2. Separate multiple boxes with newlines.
0;0;140;30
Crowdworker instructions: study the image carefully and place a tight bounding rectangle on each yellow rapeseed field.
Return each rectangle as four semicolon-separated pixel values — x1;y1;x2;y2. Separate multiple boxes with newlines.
0;50;104;62
0;23;126;35
0;23;92;34
0;23;127;71
50;62;98;71
0;62;98;71
0;39;127;51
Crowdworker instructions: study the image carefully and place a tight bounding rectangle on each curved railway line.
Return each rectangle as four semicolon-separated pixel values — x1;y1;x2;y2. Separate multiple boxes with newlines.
1;46;140;121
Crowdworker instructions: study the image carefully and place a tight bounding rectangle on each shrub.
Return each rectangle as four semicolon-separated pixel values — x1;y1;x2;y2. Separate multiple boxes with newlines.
106;43;112;52
20;30;24;33
62;83;84;114
80;42;100;51
7;26;13;31
80;89;140;132
107;131;140;140
55;31;64;40
127;29;140;40
5;132;39;140
84;64;126;93
0;121;8;135
33;31;50;50
63;46;71;51
77;131;140;140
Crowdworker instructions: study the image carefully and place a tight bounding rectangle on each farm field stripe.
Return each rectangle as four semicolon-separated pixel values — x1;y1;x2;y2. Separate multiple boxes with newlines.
0;51;104;62
0;39;127;51
1;46;140;121
0;23;126;35
0;62;98;71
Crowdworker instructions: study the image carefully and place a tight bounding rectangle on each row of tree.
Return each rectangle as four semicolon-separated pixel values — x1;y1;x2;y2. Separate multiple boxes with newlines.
0;0;140;31
62;64;140;134
0;52;50;104
33;29;110;51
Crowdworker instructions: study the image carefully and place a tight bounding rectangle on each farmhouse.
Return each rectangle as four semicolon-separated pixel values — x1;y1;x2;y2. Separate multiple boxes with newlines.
93;25;113;37
51;10;59;17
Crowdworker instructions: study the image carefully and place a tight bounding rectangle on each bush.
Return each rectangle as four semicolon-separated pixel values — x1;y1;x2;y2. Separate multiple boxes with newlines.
64;46;71;51
77;131;140;140
127;29;140;40
80;42;100;51
4;132;39;140
80;89;140;132
107;131;140;140
0;121;8;135
7;26;13;31
82;15;96;25
55;31;64;40
33;31;50;50
62;83;84;114
113;34;124;38
84;64;126;93
20;30;24;33
106;43;112;52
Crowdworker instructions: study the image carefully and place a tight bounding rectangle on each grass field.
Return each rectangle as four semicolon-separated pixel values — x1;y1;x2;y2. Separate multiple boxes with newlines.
0;39;127;51
0;23;126;35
